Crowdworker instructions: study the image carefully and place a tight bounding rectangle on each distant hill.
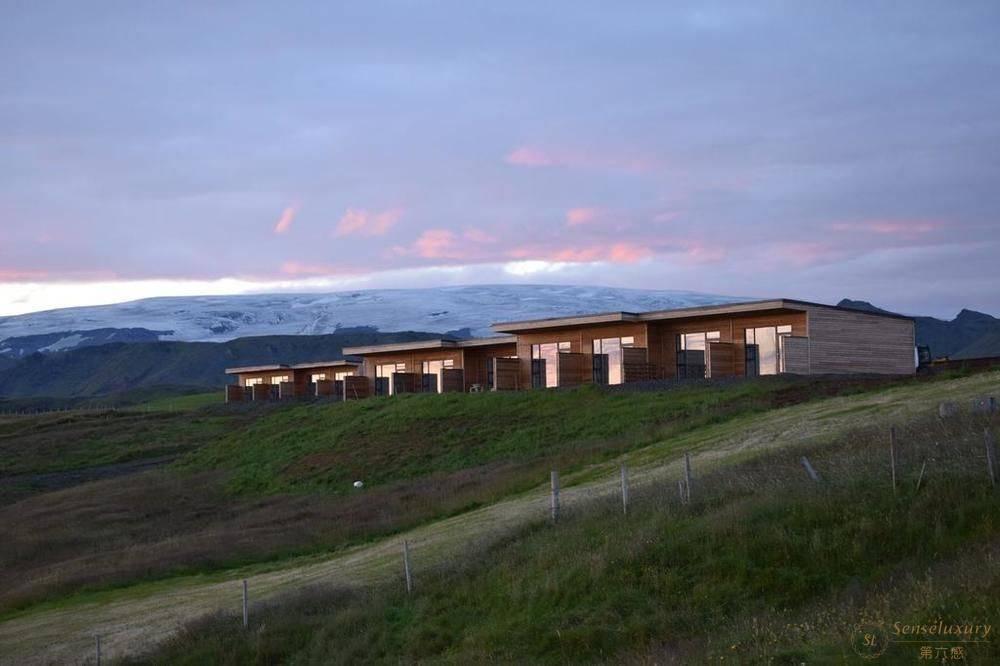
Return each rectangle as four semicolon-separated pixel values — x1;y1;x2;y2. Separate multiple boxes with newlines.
0;328;442;398
0;285;739;346
838;299;1000;359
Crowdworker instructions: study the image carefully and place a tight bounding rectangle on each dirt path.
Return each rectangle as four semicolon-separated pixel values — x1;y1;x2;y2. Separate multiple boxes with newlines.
1;372;996;665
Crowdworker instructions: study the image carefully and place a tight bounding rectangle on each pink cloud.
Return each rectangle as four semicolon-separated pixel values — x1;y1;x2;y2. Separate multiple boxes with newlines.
463;228;497;244
335;207;403;237
413;229;460;259
273;205;297;234
565;207;601;227
829;218;943;236
505;145;658;173
508;242;652;264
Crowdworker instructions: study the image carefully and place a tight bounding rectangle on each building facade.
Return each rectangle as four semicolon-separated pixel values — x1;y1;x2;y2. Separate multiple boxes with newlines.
224;299;915;400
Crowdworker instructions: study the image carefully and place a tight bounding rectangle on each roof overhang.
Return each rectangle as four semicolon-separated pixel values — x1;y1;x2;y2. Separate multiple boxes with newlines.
342;335;516;356
491;298;912;333
225;364;290;374
290;360;361;370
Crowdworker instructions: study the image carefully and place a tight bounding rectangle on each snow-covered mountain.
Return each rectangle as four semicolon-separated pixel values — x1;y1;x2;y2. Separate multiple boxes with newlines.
0;284;743;356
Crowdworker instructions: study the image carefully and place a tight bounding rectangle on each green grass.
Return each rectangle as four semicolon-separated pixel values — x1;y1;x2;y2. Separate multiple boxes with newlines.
178;376;900;497
138;391;220;411
0;410;236;477
130;411;1000;665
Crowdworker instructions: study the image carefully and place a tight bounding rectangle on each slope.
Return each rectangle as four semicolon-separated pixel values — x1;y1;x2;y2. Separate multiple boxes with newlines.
0;370;996;664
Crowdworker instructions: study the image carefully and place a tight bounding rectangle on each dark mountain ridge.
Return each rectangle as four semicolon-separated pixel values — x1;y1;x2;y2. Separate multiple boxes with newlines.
0;328;441;398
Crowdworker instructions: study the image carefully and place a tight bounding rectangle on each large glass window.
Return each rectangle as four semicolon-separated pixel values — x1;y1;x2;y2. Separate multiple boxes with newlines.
334;371;354;381
745;325;792;375
245;377;263;387
310;373;326;383
421;359;455;393
592;336;635;385
676;331;720;378
531;342;570;388
376;363;406;395
270;375;290;385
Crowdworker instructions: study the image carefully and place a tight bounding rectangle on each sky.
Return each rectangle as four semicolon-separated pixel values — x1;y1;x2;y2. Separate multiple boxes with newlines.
1;1;998;319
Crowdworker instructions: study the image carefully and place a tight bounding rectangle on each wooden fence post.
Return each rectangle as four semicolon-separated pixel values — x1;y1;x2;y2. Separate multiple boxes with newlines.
684;452;692;504
678;479;686;504
986;429;997;488
550;471;560;523
889;426;897;495
402;540;413;593
242;579;248;629
915;460;927;492
620;463;629;516
95;635;101;665
801;456;821;482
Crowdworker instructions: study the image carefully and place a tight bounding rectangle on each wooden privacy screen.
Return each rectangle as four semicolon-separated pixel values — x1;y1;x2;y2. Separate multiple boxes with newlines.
343;375;371;400
707;342;736;378
621;347;657;383
315;379;335;397
557;352;587;387
493;357;520;390
442;368;465;393
392;372;421;394
780;336;810;374
225;385;245;402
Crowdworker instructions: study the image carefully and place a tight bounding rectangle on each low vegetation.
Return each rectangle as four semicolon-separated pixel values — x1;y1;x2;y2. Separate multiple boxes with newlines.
0;375;905;616
128;409;1000;664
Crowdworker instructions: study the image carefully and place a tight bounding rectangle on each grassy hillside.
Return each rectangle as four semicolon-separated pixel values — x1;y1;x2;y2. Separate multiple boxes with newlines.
132;408;1000;664
0;370;997;663
0;375;906;615
0;328;442;398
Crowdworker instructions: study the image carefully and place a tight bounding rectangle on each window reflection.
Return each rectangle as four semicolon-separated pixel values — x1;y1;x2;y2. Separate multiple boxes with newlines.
421;359;455;393
592;336;635;385
531;342;570;387
675;331;720;378
745;325;792;375
376;362;406;395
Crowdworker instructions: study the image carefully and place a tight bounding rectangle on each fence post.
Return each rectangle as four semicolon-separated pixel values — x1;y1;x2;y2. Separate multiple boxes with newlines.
402;540;413;593
986;429;997;488
678;479;686;504
95;635;101;665
620;463;629;516
801;456;821;482
915;460;927;492
242;579;248;629
889;426;897;495
684;452;692;504
550;471;560;523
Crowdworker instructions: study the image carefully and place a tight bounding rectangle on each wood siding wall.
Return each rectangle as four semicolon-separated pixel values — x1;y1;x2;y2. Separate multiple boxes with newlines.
647;309;808;378
513;322;648;388
460;343;518;391
802;306;915;375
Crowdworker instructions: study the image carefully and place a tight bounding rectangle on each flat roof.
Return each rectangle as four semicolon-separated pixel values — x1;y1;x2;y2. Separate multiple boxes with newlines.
225;363;289;374
290;360;361;370
226;359;360;374
342;335;517;356
492;298;911;332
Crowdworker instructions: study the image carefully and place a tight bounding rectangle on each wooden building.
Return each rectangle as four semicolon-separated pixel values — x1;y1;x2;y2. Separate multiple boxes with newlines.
342;336;518;395
492;299;915;388
224;299;915;402
225;360;360;401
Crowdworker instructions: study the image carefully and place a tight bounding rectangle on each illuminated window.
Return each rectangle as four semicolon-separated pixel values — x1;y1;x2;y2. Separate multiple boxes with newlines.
376;363;406;395
422;359;455;393
270;375;290;385
335;371;354;381
245;377;263;387
531;342;570;387
592;336;638;385
311;373;326;383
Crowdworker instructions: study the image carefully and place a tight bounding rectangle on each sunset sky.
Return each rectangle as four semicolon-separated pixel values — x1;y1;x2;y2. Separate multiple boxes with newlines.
2;2;998;318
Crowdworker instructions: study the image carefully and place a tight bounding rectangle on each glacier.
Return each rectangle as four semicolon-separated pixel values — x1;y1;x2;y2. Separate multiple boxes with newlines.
0;284;745;350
